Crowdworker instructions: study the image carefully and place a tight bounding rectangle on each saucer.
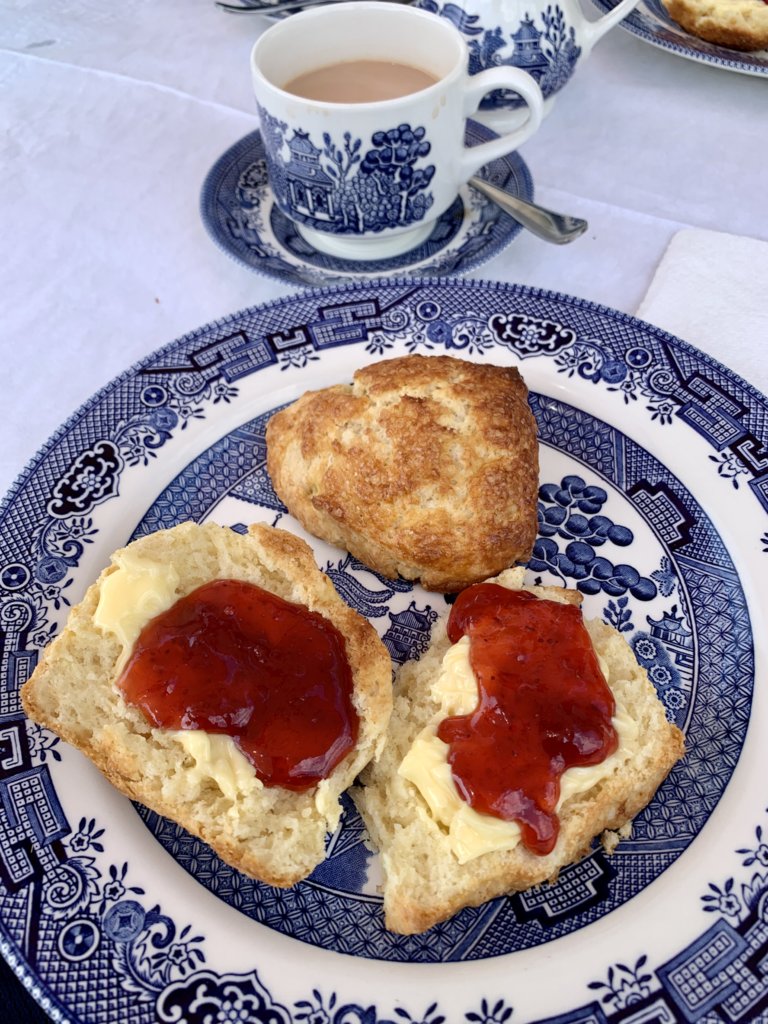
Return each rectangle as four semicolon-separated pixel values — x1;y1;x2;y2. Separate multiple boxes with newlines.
200;121;533;287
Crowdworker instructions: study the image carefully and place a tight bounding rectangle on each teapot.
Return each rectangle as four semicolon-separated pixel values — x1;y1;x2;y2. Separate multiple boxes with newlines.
414;0;640;127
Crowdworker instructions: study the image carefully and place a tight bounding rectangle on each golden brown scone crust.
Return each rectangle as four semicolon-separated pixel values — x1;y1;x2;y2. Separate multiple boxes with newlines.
21;522;393;888
661;0;768;50
266;355;539;592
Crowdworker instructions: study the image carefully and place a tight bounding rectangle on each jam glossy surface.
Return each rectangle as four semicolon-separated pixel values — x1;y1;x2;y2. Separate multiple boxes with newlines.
118;579;358;790
438;583;618;855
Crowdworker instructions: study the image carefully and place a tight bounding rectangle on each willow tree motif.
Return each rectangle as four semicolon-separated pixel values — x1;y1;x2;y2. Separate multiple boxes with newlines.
322;132;365;232
359;125;435;225
539;5;582;95
259;116;436;235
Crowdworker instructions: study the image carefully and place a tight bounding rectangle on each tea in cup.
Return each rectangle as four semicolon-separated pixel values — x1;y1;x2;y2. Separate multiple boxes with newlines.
250;1;544;260
414;0;641;129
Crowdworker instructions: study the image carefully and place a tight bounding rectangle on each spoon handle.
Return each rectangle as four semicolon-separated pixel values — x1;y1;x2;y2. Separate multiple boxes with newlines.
469;176;588;246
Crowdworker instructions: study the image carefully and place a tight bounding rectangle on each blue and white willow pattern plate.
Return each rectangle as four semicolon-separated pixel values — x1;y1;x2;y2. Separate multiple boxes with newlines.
1;278;767;1023
589;0;768;75
200;124;533;287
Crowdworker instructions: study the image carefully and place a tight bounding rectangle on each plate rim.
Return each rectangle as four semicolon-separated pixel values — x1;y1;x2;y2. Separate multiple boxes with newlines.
1;274;766;1023
4;276;766;533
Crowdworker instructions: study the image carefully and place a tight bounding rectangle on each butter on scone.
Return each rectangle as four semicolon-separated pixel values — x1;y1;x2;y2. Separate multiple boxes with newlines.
266;354;539;592
353;568;685;934
21;522;393;888
661;0;768;50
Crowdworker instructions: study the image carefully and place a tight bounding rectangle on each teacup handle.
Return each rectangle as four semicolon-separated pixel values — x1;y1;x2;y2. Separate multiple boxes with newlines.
458;66;544;181
580;0;641;47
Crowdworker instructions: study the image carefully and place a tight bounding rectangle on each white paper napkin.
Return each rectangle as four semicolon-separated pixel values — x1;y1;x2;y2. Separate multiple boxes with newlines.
635;227;768;397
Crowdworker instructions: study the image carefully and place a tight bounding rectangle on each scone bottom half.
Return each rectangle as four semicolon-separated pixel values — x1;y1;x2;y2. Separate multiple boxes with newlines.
265;353;540;592
353;569;686;935
20;521;394;889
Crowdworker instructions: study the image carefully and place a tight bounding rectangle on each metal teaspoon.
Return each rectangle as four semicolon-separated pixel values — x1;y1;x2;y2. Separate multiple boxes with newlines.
469;177;588;245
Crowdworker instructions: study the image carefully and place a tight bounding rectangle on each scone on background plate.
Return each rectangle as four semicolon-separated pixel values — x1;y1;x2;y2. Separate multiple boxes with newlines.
21;521;393;888
266;354;539;593
353;568;685;935
661;0;768;50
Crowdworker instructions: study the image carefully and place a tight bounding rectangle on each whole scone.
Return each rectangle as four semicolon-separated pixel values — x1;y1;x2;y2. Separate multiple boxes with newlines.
21;521;393;888
661;0;768;50
266;354;539;592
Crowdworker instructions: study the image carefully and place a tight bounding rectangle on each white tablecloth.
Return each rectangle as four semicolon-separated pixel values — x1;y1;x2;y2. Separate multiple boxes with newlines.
1;0;767;500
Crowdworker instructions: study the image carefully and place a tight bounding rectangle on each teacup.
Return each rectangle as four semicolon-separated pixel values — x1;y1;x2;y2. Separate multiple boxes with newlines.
414;0;641;128
250;1;544;260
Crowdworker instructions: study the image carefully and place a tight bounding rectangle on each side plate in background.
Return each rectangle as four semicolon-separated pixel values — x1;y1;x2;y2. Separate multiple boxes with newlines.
589;0;768;75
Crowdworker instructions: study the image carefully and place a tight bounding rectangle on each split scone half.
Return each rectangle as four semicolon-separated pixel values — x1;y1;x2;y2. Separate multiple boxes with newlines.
266;354;539;592
22;522;393;888
661;0;768;50
353;568;685;934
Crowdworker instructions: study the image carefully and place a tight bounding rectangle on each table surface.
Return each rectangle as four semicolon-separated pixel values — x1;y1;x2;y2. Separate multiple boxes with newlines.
1;1;766;1019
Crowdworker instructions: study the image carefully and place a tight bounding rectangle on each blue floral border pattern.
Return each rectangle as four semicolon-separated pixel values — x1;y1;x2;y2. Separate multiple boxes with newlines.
0;278;765;1021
